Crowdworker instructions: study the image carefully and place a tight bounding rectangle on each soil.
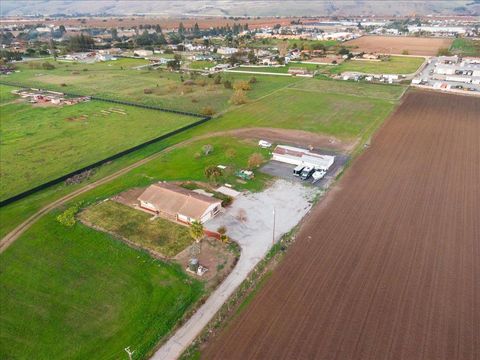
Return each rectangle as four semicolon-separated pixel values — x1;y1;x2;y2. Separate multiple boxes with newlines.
228;127;354;153
203;90;480;360
344;35;453;56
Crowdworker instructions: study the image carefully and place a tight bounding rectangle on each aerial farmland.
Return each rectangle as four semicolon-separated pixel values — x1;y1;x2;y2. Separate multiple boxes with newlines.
0;3;479;360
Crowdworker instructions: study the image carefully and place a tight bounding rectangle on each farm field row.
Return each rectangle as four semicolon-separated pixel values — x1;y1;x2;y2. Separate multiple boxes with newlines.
0;85;199;201
0;136;270;359
203;91;480;360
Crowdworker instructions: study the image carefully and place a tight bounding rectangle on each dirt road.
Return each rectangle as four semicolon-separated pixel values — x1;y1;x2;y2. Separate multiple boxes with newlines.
203;91;480;360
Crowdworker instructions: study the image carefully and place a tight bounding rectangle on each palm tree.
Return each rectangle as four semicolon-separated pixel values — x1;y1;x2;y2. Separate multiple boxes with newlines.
189;220;204;243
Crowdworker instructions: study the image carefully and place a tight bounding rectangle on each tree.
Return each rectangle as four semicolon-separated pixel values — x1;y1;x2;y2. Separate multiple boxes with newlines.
202;144;214;155
204;165;222;182
189;220;204;243
230;90;247;105
167;54;181;71
56;204;80;227
248;153;264;169
111;28;118;41
178;22;186;35
68;34;94;51
233;80;251;91
193;22;201;37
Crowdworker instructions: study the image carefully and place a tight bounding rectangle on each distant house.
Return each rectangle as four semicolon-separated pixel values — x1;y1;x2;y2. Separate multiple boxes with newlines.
138;183;222;224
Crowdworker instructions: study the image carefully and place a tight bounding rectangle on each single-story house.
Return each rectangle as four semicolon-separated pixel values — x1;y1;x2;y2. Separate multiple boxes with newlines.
272;145;335;171
138;183;222;224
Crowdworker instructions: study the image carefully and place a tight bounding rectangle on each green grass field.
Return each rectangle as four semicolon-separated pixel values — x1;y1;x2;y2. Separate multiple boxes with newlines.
234;62;324;74
450;38;480;57
0;211;203;360
211;78;405;140
327;56;424;75
187;60;216;70
80;200;194;257
2;58;300;114
248;38;338;50
0;86;198;200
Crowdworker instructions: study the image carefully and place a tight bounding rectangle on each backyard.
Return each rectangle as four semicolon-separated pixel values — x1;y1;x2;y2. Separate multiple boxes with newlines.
79;199;194;257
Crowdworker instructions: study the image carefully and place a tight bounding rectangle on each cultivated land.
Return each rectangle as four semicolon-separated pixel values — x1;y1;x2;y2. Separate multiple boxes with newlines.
203;90;480;360
1;58;301;113
345;35;453;56
0;212;203;360
0;85;197;200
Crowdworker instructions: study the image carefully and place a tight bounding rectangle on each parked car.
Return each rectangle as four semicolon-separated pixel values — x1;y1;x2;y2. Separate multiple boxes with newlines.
293;165;305;176
258;140;272;148
300;166;315;180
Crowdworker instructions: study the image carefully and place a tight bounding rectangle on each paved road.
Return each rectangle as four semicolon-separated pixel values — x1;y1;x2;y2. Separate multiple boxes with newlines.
152;180;318;360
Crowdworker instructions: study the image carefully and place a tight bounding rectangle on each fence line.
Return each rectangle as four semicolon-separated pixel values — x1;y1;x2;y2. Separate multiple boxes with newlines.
0;81;212;207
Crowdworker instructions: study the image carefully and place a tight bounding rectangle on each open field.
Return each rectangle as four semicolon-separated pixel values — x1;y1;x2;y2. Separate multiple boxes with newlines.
2;59;300;113
79;200;193;257
0;212;203;360
0;85;198;200
216;79;405;140
235;62;324;74
204;90;480;360
345;35;453;56
248;38;338;49
450;38;480;57
328;55;425;74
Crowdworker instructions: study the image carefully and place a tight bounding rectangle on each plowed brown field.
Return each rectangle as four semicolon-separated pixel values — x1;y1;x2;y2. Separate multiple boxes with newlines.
345;35;453;56
204;90;480;360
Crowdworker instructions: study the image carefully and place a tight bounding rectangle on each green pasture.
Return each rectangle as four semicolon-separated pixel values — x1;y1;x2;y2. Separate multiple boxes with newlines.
0;86;197;200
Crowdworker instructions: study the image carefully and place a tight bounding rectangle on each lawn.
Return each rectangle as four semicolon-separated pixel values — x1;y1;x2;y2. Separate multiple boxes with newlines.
327;55;424;75
0;212;203;360
0;87;198;200
2;59;299;114
450;38;480;57
80;200;193;257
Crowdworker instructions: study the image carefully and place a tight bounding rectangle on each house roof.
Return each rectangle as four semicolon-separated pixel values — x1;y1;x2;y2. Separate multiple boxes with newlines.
138;183;221;219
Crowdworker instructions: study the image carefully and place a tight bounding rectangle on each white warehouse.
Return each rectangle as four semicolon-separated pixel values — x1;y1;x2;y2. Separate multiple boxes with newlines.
272;145;335;171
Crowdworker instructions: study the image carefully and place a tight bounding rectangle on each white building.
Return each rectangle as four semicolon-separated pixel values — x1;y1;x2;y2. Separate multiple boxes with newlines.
217;47;238;56
272;145;335;171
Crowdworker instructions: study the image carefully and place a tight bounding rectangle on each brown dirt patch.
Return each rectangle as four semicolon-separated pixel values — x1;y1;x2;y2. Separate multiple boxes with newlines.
203;90;480;360
227;127;354;153
345;35;453;56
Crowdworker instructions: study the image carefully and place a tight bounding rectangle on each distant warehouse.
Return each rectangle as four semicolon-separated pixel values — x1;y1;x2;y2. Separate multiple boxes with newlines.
272;145;335;171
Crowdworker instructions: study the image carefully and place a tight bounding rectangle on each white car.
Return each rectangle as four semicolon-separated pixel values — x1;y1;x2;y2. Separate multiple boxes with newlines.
258;140;272;148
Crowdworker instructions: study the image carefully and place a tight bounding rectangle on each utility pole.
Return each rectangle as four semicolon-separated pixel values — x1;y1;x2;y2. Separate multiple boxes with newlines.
125;347;135;360
272;207;276;246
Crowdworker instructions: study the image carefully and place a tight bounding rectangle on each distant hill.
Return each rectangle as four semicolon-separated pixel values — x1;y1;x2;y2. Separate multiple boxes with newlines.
1;0;479;17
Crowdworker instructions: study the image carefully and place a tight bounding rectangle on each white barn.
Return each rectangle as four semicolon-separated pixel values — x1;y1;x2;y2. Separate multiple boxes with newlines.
272;145;335;171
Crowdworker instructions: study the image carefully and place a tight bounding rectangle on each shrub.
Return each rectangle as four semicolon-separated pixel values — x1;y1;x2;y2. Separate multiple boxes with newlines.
249;76;257;84
143;88;153;94
183;79;195;86
214;74;222;84
197;79;207;87
204;165;222;182
202;144;214;155
225;148;236;158
229;90;247;105
233;80;251;91
223;80;232;89
56;204;80;227
42;62;55;70
201;106;215;116
60;83;67;87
